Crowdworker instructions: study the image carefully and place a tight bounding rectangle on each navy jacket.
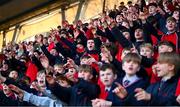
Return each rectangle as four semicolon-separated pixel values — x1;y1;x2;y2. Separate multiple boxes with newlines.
49;78;100;106
146;76;179;106
107;77;148;106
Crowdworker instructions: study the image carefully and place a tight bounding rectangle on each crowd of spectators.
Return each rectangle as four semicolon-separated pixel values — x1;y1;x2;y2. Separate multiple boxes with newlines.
0;0;180;106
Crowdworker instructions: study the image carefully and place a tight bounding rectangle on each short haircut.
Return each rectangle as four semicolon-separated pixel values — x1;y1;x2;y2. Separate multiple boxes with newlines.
55;75;72;85
79;64;93;74
122;53;142;65
54;64;64;68
158;41;176;52
80;55;91;61
158;52;180;74
37;70;45;76
100;64;117;75
148;3;158;8
140;43;154;52
166;17;176;23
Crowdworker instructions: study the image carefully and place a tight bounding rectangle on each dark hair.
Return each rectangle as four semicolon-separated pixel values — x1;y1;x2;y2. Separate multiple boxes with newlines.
148;3;158;8
56;75;73;86
100;64;117;75
158;41;176;52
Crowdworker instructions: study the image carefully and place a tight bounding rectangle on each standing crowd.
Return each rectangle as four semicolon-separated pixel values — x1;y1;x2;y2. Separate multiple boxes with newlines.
0;0;180;106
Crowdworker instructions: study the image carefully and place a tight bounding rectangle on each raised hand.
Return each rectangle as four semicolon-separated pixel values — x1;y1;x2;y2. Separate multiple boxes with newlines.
39;56;49;69
112;82;128;99
134;88;151;101
8;84;24;100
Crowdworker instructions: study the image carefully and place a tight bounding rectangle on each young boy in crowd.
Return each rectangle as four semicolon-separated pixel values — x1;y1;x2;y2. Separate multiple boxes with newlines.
139;43;160;84
8;70;19;81
53;64;65;77
98;64;117;99
92;53;148;106
158;41;176;54
135;52;180;106
46;64;100;106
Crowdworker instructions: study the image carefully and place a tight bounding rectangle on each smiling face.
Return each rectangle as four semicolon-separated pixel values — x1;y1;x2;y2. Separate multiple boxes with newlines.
156;63;174;78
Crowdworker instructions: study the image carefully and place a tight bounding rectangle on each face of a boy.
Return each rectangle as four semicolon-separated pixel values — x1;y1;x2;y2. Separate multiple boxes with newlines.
173;11;179;20
37;73;46;87
158;45;173;53
2;84;12;96
54;66;64;74
166;20;176;32
78;71;93;81
100;69;116;87
80;58;88;65
135;29;143;40
9;71;18;80
122;61;140;76
156;63;172;78
140;47;153;58
87;40;95;51
148;6;157;15
57;80;70;88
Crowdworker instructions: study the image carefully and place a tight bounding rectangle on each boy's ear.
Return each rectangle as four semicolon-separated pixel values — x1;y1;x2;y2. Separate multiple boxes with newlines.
114;74;117;80
168;64;175;72
168;47;173;52
137;66;140;72
89;74;93;80
151;52;154;57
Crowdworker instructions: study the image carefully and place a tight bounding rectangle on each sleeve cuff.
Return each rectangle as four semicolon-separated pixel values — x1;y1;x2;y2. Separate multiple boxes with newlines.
23;91;32;102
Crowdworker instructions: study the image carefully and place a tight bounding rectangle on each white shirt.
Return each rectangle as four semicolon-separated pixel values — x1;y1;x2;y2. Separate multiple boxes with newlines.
105;86;111;92
122;74;140;87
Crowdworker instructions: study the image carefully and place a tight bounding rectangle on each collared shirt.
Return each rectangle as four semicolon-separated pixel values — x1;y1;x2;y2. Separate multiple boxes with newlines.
105;87;111;92
122;74;140;87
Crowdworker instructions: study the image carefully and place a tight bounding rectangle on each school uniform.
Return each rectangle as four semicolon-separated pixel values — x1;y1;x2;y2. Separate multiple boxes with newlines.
107;75;148;106
49;78;100;106
146;76;179;106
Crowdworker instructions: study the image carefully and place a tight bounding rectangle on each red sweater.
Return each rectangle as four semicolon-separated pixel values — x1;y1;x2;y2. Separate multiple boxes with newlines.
161;32;179;53
98;79;109;99
176;78;180;96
